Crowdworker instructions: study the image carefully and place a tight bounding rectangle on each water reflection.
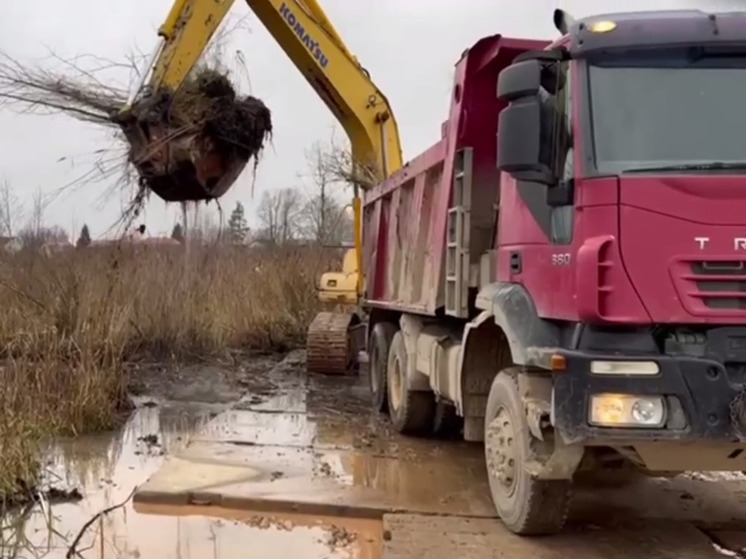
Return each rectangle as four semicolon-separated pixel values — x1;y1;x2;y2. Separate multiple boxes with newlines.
7;397;371;559
133;504;380;559
8;401;220;558
5;353;473;558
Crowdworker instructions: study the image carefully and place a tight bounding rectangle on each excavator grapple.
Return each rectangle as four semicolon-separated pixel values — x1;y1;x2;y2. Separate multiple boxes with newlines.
118;110;248;202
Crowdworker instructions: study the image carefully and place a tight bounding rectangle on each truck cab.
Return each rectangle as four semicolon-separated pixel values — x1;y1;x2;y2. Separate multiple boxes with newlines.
486;8;746;532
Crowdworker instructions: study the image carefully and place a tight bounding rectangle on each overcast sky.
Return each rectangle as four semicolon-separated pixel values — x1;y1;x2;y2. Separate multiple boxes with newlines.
0;0;743;240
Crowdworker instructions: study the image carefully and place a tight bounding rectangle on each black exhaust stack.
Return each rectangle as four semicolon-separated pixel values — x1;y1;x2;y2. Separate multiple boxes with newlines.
553;9;576;35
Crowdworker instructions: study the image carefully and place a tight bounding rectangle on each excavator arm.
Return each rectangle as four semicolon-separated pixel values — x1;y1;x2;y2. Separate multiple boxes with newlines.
125;0;403;374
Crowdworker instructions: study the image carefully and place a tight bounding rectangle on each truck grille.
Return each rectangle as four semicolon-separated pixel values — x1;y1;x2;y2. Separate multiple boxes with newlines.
687;261;746;310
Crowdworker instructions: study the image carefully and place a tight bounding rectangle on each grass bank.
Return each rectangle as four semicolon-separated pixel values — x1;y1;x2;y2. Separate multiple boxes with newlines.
0;243;332;501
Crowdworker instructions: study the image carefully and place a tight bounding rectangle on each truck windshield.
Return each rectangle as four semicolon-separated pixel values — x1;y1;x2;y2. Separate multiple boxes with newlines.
588;49;746;175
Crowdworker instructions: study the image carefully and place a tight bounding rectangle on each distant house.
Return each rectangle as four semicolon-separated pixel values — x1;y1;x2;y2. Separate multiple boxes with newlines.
87;235;181;253
0;236;22;254
88;239;119;250
40;239;73;257
137;237;181;247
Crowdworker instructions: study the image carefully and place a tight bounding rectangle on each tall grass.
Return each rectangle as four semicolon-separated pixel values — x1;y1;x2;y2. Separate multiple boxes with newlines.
0;243;333;500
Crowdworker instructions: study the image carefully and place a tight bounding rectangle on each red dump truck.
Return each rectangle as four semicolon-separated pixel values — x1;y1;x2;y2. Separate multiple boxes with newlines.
124;0;746;536
361;9;746;535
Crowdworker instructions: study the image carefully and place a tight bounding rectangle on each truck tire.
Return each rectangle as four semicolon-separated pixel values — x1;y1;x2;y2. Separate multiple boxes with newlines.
369;321;398;413
432;401;463;440
387;331;436;436
484;368;571;535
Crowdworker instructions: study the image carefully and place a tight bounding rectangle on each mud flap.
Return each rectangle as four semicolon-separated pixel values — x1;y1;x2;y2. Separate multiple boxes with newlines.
399;314;431;392
524;438;584;480
523;395;583;480
730;387;746;442
524;399;550;441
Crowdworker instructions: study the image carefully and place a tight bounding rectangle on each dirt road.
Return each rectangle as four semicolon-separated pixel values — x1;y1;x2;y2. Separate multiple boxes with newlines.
15;351;746;558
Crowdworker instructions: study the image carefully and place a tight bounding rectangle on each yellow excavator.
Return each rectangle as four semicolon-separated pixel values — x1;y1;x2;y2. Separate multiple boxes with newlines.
121;0;403;374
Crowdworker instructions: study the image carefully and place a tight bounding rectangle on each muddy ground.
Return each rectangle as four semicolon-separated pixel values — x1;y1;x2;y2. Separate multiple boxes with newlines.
5;351;746;558
124;350;285;405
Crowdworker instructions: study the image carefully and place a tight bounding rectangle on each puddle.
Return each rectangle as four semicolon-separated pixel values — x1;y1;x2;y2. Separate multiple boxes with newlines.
135;504;382;559
5;398;375;558
4;354;388;559
3;401;211;557
132;364;495;521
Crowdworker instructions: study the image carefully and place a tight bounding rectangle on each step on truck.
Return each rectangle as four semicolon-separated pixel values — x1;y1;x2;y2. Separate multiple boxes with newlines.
361;9;746;535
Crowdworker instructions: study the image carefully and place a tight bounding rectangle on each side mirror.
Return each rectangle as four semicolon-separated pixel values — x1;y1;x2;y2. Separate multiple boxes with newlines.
497;60;542;102
496;57;566;185
497;98;555;184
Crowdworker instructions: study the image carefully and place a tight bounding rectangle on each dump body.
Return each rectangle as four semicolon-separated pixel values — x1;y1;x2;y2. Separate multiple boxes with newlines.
361;36;547;315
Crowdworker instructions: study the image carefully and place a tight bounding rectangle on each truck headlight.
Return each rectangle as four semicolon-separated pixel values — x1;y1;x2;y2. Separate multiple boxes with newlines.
590;360;659;376
589;394;666;428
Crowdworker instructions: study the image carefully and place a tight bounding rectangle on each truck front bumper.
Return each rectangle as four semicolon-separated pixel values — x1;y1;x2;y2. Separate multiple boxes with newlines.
553;350;746;444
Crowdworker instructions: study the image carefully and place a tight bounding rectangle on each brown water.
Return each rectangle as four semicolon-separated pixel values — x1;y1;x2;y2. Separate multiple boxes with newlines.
7;353;487;558
8;397;378;558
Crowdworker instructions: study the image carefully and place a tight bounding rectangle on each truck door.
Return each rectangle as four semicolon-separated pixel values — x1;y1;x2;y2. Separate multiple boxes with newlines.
546;60;578;318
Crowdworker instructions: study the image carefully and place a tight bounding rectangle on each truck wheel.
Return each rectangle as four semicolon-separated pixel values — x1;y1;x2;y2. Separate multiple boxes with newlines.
484;369;571;535
387;331;435;435
369;322;397;413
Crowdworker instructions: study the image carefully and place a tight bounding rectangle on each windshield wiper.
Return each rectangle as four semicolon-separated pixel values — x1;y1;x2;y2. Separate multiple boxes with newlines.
623;162;746;174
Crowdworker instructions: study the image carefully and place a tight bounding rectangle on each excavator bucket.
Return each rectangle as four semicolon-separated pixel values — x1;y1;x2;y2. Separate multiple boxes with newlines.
115;70;272;203
117;110;248;202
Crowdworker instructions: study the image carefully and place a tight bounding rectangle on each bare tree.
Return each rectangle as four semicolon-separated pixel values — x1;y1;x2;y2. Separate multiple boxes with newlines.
29;186;47;236
256;188;303;245
297;138;355;245
19;224;69;249
0;178;23;237
13;188;67;249
190;202;223;243
299;193;353;245
307;128;380;190
302;141;333;243
278;188;303;244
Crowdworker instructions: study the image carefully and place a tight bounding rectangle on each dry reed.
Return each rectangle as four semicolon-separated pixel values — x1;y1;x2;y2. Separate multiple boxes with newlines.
0;244;334;502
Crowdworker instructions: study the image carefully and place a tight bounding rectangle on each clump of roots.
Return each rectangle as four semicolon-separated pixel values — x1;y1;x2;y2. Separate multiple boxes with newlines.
121;68;272;202
0;47;272;204
171;68;271;161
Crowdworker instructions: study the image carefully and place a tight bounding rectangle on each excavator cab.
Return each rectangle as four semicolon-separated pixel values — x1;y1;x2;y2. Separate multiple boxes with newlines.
318;248;359;305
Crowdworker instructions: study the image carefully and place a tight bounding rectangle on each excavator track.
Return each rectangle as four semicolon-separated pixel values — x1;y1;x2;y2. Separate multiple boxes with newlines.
306;311;359;375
